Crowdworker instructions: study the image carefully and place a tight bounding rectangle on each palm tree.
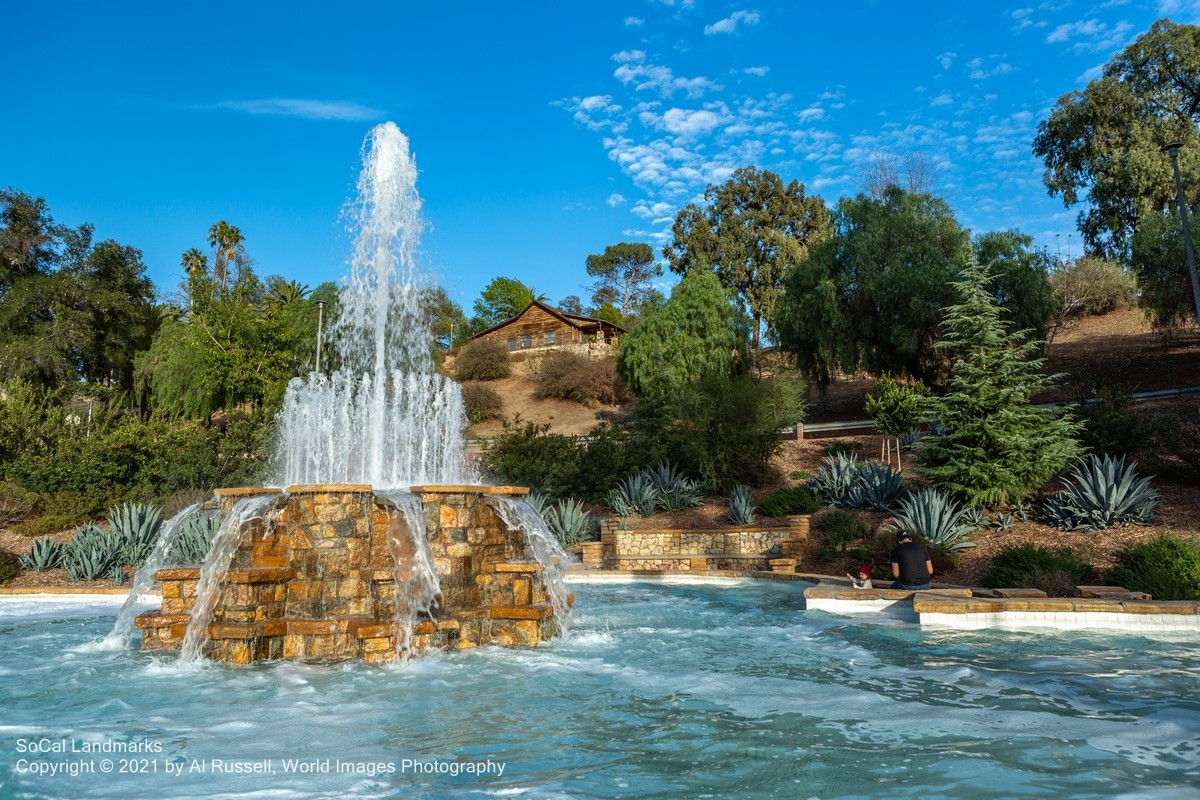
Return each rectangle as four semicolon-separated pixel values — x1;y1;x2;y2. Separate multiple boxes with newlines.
207;221;245;290
181;247;207;277
268;278;311;306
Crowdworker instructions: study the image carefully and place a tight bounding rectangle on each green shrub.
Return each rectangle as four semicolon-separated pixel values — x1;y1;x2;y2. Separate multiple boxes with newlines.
1108;532;1200;601
0;553;16;585
535;352;628;406
456;339;511;381
461;381;503;423
482;419;646;503
980;544;1098;596
637;373;805;491
1143;404;1200;481
813;509;870;562
12;514;74;538
0;480;38;526
757;486;822;517
1075;387;1161;459
823;440;862;456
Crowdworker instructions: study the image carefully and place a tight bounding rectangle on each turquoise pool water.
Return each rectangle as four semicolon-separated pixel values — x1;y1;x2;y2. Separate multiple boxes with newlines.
1;579;1198;799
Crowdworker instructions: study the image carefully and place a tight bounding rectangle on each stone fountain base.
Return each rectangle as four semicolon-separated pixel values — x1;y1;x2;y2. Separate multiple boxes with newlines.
135;484;563;664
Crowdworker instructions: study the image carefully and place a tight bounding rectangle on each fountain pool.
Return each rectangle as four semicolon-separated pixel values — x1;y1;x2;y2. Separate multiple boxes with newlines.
3;578;1199;799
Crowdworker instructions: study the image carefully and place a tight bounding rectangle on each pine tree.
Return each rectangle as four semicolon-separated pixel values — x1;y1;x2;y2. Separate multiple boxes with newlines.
917;258;1083;507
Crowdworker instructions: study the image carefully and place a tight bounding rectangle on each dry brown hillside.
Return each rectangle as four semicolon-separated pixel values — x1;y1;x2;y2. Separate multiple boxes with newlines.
457;308;1200;434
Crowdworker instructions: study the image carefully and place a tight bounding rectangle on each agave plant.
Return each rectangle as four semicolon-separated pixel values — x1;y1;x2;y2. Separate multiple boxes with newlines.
166;514;221;566
18;537;64;571
960;504;988;532
645;461;703;512
898;429;923;453
525;492;551;519
728;485;756;525
108;502;164;567
810;453;861;506
1040;454;1162;532
846;461;908;512
888;488;977;553
992;512;1015;531
64;526;125;581
607;473;659;518
544;498;595;547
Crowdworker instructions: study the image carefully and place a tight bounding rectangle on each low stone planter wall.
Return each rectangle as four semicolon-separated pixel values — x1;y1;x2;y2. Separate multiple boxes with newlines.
594;517;810;574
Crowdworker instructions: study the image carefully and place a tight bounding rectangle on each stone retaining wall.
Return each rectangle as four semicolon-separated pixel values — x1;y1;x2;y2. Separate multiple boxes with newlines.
593;516;810;574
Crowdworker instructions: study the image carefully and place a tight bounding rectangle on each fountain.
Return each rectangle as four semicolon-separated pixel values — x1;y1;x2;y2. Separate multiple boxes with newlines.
133;123;567;664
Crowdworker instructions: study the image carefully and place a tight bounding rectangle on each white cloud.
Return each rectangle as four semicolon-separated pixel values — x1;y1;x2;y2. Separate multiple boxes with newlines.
930;92;955;107
1011;8;1036;29
608;193;627;207
937;51;956;70
613;58;719;98
216;98;382;121
1046;19;1134;52
968;57;1015;80
624;16;644;26
743;66;769;76
798;107;826;122
704;10;761;35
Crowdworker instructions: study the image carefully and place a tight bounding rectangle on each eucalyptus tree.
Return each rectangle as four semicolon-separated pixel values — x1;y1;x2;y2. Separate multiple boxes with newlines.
664;166;832;347
1033;19;1200;259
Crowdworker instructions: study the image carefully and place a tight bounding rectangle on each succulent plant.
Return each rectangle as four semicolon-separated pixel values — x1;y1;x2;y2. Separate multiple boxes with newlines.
810;453;862;507
106;502;163;566
645;460;703;512
888;488;977;553
1039;454;1162;532
166;514;221;566
607;473;660;518
64;532;124;581
898;429;923;453
846;461;908;512
960;504;988;531
728;485;756;525
544;498;595;547
18;537;64;571
992;511;1015;531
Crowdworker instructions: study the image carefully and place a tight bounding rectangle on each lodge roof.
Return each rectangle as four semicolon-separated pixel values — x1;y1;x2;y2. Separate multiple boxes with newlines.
468;299;627;340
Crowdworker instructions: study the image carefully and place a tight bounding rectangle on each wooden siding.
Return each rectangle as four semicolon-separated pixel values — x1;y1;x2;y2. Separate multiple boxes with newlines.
471;302;622;352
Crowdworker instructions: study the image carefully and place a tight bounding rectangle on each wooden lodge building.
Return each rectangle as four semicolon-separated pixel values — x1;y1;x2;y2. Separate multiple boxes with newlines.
468;300;626;352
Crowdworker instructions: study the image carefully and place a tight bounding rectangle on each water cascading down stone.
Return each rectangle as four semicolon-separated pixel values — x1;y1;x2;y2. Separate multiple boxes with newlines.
133;123;568;664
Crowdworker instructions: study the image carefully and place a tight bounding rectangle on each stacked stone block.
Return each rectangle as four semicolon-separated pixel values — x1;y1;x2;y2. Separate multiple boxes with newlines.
135;484;560;665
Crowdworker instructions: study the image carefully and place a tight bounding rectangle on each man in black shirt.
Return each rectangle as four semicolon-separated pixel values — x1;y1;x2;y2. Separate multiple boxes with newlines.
890;530;933;590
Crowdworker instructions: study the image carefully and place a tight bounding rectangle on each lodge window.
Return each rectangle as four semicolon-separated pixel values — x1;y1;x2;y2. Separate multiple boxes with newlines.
521;334;532;348
544;331;556;346
507;338;516;351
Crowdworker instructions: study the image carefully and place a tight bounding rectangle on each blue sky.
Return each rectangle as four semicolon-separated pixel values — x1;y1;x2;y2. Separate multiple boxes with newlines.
4;1;1198;314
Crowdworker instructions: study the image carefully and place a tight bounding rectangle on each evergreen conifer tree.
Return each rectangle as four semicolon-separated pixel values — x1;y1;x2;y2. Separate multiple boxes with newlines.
917;259;1083;506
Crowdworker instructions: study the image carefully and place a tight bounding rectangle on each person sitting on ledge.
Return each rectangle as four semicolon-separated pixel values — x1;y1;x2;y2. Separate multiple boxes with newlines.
847;564;873;589
890;531;933;590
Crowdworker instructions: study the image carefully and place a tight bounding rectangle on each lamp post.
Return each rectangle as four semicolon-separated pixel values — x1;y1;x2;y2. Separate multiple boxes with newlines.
1161;141;1200;328
315;300;326;373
